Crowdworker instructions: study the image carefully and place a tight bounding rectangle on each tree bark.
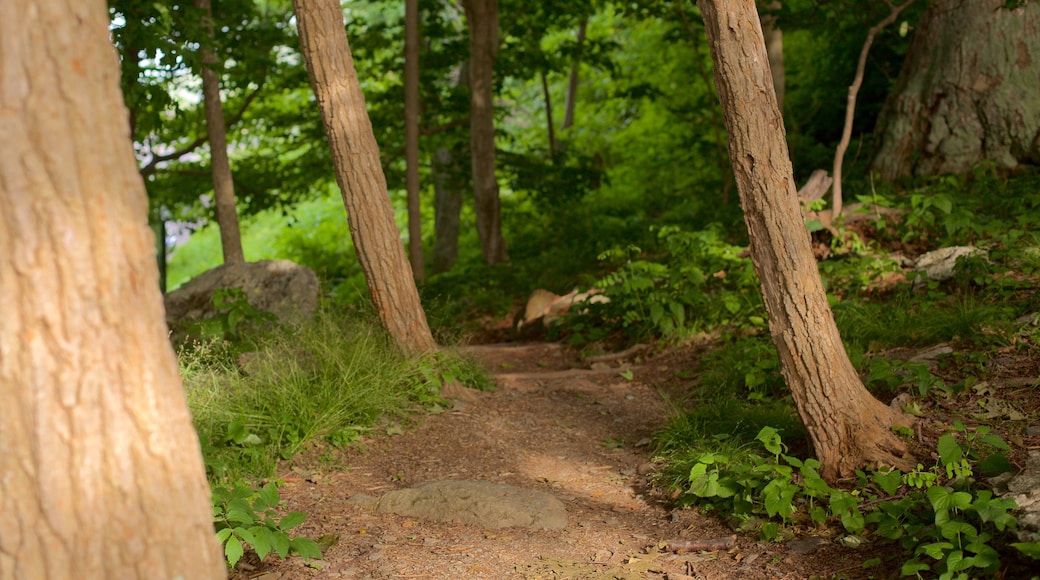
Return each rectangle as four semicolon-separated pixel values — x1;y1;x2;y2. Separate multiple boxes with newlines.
561;17;587;133
432;148;464;274
698;0;914;481
872;0;1040;179
463;0;508;265
405;0;425;280
293;0;437;357
196;0;246;264
0;0;225;577
542;71;558;155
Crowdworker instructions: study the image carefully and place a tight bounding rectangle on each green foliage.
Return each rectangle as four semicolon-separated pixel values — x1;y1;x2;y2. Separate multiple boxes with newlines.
212;482;321;567
575;225;762;340
183;309;459;481
658;425;1020;578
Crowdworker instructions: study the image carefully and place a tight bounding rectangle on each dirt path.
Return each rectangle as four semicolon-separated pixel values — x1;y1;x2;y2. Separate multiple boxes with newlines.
245;343;874;579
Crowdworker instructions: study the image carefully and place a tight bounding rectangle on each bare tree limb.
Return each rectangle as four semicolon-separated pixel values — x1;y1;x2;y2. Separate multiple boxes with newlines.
831;0;915;217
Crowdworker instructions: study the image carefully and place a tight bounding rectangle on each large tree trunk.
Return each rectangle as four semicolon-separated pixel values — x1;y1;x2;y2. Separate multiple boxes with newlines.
698;0;915;481
0;0;225;577
432;147;464;274
463;0;508;265
405;0;425;280
293;0;437;357
872;0;1040;179
196;0;246;264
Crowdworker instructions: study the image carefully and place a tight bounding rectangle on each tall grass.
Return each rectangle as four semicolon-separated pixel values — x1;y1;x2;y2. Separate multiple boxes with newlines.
181;309;475;483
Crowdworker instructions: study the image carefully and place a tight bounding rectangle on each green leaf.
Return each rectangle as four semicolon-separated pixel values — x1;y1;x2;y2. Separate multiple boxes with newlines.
1011;541;1040;559
873;469;902;496
290;537;323;560
251;526;275;560
918;541;954;560
271;530;291;559
225;535;245;567
901;559;931;575
928;486;972;514
755;426;782;456
233;526;258;548
257;482;280;510
279;511;307;530
937;434;963;466
215;528;233;543
226;499;258;525
805;219;824;232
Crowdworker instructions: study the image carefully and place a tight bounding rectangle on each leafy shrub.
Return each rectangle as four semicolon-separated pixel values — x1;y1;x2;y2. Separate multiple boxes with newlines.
658;424;1030;579
212;482;321;567
577;225;763;340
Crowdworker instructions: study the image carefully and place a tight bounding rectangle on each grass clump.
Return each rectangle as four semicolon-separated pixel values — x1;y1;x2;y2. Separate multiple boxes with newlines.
182;307;487;483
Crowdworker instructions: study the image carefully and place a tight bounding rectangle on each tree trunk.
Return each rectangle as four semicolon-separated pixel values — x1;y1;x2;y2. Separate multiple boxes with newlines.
432;148;464;274
561;17;587;133
293;0;437;357
698;0;915;481
463;0;508;265
542;70;558;155
759;1;784;113
0;1;225;577
872;0;1040;179
405;0;425;280
196;0;246;264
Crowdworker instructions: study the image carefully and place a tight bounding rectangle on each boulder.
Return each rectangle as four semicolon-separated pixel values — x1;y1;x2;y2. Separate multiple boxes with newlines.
348;480;568;530
164;260;319;341
914;246;985;283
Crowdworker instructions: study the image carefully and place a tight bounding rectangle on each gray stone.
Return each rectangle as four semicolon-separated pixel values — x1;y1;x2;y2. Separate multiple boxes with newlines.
998;450;1040;542
914;246;985;282
164;260;319;342
349;480;568;530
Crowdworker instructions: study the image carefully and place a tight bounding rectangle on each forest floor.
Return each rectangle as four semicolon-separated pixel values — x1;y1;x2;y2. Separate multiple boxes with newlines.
234;339;921;580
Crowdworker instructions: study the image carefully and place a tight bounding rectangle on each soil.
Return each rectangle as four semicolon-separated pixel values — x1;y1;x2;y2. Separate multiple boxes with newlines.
233;341;910;580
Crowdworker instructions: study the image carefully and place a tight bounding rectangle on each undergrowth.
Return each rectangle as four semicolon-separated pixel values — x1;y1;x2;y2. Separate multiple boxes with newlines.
180;304;491;567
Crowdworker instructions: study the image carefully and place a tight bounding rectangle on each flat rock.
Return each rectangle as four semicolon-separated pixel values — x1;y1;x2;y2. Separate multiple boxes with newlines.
348;480;567;530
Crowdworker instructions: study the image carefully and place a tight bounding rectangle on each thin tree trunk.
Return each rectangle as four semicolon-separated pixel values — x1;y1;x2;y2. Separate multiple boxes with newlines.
542;71;557;156
432;147;463;274
831;0;914;217
463;0;508;265
698;0;914;481
293;0;437;357
560;17;587;133
872;0;1040;179
405;0;424;280
760;1;785;113
0;0;225;576
195;0;245;264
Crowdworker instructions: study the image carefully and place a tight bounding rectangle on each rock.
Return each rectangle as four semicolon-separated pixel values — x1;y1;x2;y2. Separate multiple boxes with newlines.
514;288;610;338
914;246;985;282
993;450;1040;542
348;480;568;530
164;260;319;342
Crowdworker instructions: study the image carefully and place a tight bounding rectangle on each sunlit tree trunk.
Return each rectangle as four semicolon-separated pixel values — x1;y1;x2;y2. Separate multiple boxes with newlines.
293;0;437;356
405;0;424;280
699;0;915;481
462;0;508;265
195;0;245;264
0;0;225;577
872;0;1040;179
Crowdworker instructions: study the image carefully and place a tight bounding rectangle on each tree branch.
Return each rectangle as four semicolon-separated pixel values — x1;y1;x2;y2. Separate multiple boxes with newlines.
139;83;265;178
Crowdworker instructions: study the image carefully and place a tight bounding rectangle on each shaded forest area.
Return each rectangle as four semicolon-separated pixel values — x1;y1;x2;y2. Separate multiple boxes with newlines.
3;0;1040;578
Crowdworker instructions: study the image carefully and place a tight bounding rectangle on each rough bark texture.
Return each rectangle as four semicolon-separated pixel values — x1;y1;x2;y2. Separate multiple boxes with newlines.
0;1;225;577
196;0;245;264
293;0;437;356
698;0;914;481
432;148;463;274
405;0;425;280
463;0;508;265
872;0;1040;179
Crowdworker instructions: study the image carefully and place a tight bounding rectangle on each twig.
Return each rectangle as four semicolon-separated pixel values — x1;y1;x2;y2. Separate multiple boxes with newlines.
584;344;650;365
667;536;736;553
